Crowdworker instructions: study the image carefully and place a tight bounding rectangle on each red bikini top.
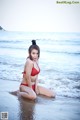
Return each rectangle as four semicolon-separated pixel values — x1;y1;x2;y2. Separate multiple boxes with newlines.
22;64;40;76
31;67;40;76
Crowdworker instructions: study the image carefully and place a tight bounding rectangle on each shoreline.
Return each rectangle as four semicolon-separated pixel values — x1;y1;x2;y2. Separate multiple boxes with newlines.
0;79;80;120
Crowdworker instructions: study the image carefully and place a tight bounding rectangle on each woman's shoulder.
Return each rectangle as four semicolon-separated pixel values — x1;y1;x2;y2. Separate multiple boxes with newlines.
26;58;33;65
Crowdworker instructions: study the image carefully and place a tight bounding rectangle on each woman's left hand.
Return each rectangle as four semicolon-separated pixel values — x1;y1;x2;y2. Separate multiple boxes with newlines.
35;87;39;95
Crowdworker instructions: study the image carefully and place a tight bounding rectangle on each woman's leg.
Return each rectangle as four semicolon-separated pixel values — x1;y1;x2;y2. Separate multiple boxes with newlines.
37;85;55;98
19;85;37;100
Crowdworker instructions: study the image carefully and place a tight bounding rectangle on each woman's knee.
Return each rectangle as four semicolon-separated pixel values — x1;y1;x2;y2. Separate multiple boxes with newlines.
30;93;37;100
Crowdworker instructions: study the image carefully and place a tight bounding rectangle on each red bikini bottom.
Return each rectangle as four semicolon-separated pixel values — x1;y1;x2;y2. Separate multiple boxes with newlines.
20;83;35;91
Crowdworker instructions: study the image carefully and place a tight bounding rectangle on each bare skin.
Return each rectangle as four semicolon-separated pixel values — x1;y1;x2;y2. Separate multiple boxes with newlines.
19;49;55;100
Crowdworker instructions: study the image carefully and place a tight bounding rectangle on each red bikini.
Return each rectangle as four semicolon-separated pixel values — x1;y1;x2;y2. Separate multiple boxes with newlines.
20;83;35;91
22;63;40;76
21;63;40;91
31;67;40;76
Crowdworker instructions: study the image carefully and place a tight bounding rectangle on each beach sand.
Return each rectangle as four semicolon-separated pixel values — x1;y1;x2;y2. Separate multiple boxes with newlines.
0;79;80;120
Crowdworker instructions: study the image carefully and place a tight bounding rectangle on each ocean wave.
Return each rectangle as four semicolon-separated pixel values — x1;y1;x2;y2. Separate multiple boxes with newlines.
45;50;80;55
0;77;21;82
41;76;80;99
0;61;22;68
58;94;80;99
73;85;80;90
0;46;26;50
0;40;23;43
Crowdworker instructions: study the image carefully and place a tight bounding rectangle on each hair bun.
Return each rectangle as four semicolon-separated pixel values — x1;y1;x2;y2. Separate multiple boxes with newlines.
32;40;36;45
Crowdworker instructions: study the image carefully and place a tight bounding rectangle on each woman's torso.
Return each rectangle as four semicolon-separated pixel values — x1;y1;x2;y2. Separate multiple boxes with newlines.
21;59;40;84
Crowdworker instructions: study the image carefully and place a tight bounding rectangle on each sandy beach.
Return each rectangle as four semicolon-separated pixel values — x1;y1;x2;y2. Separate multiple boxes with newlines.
0;79;80;120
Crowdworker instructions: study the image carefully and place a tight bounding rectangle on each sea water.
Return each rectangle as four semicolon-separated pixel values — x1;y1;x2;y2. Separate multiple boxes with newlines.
0;31;80;99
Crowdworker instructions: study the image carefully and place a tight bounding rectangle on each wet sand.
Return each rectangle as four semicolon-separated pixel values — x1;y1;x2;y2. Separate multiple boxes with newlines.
0;79;80;120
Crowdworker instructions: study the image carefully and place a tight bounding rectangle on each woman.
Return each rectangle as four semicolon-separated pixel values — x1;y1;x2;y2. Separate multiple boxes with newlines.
19;40;55;100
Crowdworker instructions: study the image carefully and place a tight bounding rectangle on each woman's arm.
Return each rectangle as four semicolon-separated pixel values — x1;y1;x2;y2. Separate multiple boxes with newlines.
25;60;33;88
35;76;40;94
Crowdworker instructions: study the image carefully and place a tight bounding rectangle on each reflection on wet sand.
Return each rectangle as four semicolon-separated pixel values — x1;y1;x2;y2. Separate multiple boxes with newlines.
9;90;36;120
9;91;55;120
18;96;36;120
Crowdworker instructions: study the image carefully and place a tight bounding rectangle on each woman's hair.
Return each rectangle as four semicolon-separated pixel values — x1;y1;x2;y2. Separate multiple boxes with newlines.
28;40;40;60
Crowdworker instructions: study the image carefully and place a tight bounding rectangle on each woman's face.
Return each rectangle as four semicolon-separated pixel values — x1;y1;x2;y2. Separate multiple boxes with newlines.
30;49;39;61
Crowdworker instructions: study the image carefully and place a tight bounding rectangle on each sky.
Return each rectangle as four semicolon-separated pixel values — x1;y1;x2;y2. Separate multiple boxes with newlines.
0;0;80;32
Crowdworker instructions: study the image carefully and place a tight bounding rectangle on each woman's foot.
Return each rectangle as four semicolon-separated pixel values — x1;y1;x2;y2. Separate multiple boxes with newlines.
9;90;19;96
